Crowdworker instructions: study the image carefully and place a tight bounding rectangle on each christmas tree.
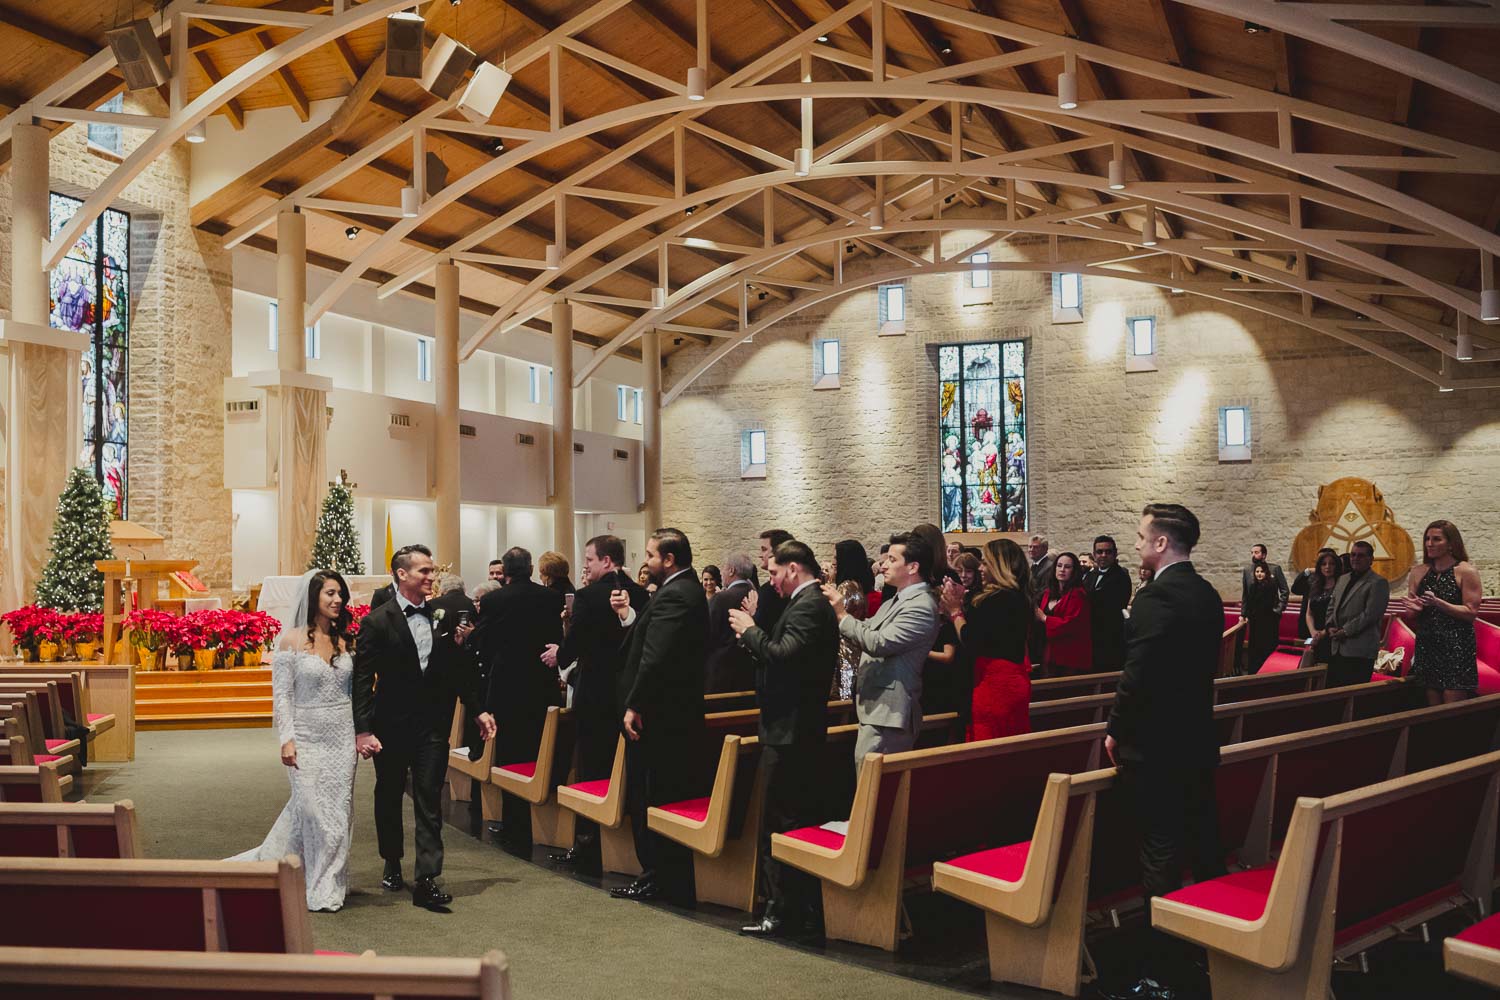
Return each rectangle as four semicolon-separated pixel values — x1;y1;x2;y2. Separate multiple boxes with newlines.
34;467;115;612
308;478;365;574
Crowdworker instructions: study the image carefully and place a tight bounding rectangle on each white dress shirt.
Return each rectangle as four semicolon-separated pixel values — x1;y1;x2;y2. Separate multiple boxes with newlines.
395;591;434;673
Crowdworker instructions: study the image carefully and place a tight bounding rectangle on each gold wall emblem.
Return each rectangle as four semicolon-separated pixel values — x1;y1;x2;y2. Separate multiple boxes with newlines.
1290;477;1416;582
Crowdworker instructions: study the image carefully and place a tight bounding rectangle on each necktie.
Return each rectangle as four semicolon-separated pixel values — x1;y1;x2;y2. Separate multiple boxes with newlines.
404;604;433;619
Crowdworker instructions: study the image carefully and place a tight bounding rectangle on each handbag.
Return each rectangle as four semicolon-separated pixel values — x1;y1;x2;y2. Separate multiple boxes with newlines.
1373;647;1405;675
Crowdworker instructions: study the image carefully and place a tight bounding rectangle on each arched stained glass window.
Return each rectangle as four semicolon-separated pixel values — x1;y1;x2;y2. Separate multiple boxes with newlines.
939;341;1027;532
48;192;129;518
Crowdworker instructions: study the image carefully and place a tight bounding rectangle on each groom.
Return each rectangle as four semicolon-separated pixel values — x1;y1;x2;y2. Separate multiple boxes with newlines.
354;544;496;911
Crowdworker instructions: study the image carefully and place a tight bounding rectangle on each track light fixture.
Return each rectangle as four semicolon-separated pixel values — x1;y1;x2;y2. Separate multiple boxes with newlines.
1108;158;1124;190
869;201;884;231
686;66;707;101
1057;71;1078;110
652;287;667;309
683;204;696;216
936;38;952;56
545;244;561;270
816;34;829;43
345;226;361;240
1244;21;1269;34
186;122;206;144
400;186;420;218
1141;205;1158;247
489;137;505;154
794;147;812;176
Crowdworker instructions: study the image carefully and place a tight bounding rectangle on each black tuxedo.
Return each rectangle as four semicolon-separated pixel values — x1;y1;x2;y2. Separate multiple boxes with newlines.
739;582;840;919
476;579;565;767
353;595;485;880
618;567;708;892
1105;560;1226;983
557;571;648;780
753;580;786;634
1083;565;1132;672
705;579;756;693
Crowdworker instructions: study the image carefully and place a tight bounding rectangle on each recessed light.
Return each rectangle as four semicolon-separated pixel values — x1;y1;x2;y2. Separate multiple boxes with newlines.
816;34;829;43
1244;21;1268;34
937;38;952;56
345;226;360;240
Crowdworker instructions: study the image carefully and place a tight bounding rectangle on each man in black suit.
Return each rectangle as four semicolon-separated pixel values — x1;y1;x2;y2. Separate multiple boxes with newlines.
474;547;564;853
1101;505;1226;1000
729;539;839;939
754;529;793;632
704;551;757;693
370;581;395;608
543;534;648;874
608;527;709;904
354;545;496;911
1084;535;1133;671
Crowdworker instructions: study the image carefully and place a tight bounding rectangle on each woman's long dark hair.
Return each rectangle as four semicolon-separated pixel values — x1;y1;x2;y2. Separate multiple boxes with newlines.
834;539;876;594
1309;548;1342;596
305;570;353;661
1044;552;1085;602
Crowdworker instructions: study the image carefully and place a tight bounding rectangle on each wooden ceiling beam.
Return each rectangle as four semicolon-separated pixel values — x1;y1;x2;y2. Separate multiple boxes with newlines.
192;50;245;129
0;3;99;58
252;30;311;122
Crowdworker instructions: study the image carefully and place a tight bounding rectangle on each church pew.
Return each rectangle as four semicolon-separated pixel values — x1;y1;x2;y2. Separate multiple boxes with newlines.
1221;616;1248;678
0;764;72;803
1152;750;1500;1000
2;717;74;772
1;696;78;774
646;712;963;911
0;800;139;859
0;855;312;953
930;694;1500;996
1029;665;1326;706
0;946;513;1000
445;701;498;820
1030;671;1120;702
489;705;578;850
0;679;81;749
556;701;856;876
1445;914;1500;989
0;670;115;738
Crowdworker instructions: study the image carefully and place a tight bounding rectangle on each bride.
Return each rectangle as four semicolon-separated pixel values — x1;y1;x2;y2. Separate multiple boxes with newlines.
230;570;358;911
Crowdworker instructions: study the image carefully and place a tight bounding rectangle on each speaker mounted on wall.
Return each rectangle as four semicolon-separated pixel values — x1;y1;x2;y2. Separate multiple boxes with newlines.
421;34;477;99
458;62;511;123
105;19;169;92
385;12;426;79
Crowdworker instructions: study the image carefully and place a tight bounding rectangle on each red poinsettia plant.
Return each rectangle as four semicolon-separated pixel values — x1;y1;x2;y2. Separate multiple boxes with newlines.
346;603;372;638
1;605;67;651
63;612;103;643
164;609;284;653
123;609;175;651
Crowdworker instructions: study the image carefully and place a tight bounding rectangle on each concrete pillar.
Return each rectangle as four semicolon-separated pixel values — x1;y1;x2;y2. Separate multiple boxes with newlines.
641;327;663;531
276;210;306;371
10;124;49;324
434;261;461;568
551;299;575;564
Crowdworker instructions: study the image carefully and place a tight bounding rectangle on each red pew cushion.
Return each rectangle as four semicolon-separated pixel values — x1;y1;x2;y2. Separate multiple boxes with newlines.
1455;913;1500;949
568;779;610;798
658;797;710;823
783;825;846;851
497;761;536;779
1256;651;1305;675
945;841;1031;883
34;755;63;763
43;741;71;752
86;714;108;723
1160;864;1277;922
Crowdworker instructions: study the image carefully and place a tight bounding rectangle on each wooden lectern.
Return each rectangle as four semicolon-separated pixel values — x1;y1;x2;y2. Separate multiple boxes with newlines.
95;559;198;662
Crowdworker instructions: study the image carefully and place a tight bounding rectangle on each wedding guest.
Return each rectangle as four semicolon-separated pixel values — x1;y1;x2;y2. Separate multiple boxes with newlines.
231;570;358;911
701;565;722;597
755;529;794;631
1325;542;1389;687
1403;520;1481;704
539;551;575;596
924;608;962;715
1083;536;1132;671
1302;548;1342;666
834;539;880;615
831;540;878;701
912;522;957;584
1239;543;1288;614
1027;534;1056;664
487;559;505;583
1037;552;1092;676
705;553;757;693
1243;561;1282;674
940;538;1033;740
953;552;982;596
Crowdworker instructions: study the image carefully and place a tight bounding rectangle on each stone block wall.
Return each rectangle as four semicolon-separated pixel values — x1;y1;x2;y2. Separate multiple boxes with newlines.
662;229;1500;597
0;94;233;592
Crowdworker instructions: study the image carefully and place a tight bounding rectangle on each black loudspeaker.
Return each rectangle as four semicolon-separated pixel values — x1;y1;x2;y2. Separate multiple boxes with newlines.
421;34;476;99
385;13;426;79
105;20;169;92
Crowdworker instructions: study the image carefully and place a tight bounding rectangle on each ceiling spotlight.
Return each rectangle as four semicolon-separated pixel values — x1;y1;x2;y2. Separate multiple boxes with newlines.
1243;21;1269;34
1458;327;1474;361
758;291;768;300
1439;385;1455;393
683;204;696;216
400;186;420;218
686;66;707;101
794;146;812;176
937;38;953;56
1057;71;1078;110
652;287;667;310
816;34;829;43
1141;204;1158;247
1482;288;1500;322
1107;158;1125;190
186;122;206;144
489;137;505;154
869;201;884;231
449;0;461;5
545;244;561;270
345;226;360;240
1170;288;1185;295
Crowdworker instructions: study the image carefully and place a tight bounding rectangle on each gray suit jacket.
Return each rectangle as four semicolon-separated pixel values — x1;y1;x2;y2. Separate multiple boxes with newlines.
1030;554;1057;595
839;582;940;730
1328;570;1390;659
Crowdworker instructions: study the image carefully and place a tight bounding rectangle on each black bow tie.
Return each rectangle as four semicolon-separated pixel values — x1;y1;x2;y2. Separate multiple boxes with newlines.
404;604;433;619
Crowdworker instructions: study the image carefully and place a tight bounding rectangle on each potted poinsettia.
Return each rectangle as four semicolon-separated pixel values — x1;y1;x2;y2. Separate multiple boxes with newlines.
66;612;103;661
1;605;64;661
346;603;372;642
123;608;174;670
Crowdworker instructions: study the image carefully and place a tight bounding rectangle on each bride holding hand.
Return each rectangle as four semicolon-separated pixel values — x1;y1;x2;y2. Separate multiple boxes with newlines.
231;570;358;912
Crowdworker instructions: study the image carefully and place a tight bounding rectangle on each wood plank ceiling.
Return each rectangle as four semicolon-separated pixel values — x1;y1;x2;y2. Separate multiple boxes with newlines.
1;0;1498;387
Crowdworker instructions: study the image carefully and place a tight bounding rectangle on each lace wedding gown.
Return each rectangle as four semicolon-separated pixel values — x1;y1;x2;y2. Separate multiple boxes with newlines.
230;649;357;911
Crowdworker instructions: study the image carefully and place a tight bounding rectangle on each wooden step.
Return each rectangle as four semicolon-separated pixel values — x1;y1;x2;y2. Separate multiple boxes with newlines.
137;668;271;685
139;712;272;731
135;696;272;717
136;681;272;701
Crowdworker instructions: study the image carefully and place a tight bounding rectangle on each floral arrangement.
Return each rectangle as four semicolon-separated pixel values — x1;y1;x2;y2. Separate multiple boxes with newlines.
163;610;283;652
65;612;103;643
346;603;372;638
1;605;67;652
123;609;176;651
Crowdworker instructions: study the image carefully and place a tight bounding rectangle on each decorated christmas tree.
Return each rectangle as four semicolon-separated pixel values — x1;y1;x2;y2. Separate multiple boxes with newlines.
34;467;115;612
308;477;365;575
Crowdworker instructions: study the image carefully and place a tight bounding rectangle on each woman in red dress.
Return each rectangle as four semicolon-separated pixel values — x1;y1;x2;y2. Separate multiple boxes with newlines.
1037;552;1093;676
940;538;1034;741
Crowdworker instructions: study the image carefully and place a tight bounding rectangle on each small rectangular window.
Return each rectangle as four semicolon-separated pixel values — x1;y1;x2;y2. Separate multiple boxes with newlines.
1129;317;1154;356
741;428;767;478
1052;272;1084;324
633;388;643;424
821;339;840;375
616;385;628;421
528;365;541;403
970;251;990;288
1224;406;1247;447
883;284;905;322
417;337;432;382
87;94;124;156
813;338;841;389
748;430;766;466
269;301;278;351
306;322;321;360
1219;405;1251;462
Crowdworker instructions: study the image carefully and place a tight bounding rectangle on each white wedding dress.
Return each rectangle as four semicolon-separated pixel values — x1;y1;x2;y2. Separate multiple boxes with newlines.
230;648;357;911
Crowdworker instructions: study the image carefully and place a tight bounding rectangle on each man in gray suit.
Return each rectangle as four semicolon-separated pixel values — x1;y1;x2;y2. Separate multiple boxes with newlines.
1324;541;1390;687
824;531;940;761
1240;543;1289;614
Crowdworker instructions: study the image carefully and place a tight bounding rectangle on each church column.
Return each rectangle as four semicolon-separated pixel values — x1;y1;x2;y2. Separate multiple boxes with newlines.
551;299;575;564
268;209;326;575
433;261;461;568
5;123;82;610
641;327;663;531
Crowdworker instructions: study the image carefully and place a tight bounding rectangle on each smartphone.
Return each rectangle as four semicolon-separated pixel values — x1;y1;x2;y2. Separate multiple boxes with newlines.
564;593;575;614
455;610;472;629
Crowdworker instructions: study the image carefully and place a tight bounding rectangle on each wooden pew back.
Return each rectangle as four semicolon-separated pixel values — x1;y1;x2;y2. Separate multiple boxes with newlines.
0;801;138;859
0;764;71;803
0;856;311;953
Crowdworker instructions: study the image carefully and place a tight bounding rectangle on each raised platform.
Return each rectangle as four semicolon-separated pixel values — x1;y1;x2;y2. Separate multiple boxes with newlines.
135;666;272;731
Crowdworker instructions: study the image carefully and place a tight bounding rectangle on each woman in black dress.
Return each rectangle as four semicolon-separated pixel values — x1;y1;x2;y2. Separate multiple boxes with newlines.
1244;560;1281;673
1303;548;1341;666
940;538;1034;740
1403;519;1482;704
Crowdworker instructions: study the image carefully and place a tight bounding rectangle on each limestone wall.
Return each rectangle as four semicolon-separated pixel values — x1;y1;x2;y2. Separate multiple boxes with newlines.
0;95;234;590
662;230;1500;597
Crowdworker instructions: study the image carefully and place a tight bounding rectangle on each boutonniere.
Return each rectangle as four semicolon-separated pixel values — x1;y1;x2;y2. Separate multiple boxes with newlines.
432;608;446;623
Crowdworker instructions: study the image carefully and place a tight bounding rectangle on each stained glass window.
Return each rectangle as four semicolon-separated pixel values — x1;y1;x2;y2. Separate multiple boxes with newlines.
49;192;129;518
939;340;1027;533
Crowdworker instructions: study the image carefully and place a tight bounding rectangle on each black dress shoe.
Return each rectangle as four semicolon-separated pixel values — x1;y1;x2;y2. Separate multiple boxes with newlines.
739;914;786;937
380;872;405;892
411;878;453;910
610;878;659;901
1096;978;1178;1000
551;847;581;865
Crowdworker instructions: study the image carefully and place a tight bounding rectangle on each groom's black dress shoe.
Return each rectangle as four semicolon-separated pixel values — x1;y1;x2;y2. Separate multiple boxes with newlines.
609;877;659;901
551;847;580;865
412;878;453;910
380;871;405;892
